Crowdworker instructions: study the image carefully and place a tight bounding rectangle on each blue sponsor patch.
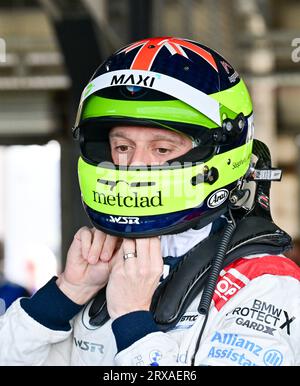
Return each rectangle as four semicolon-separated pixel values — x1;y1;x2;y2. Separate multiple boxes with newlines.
207;331;284;366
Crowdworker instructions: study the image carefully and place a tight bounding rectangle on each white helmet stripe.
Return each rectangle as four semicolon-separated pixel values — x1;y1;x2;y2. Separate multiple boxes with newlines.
77;69;221;127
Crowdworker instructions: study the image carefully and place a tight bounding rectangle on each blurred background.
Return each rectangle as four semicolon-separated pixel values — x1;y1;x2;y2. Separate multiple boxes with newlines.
0;0;300;295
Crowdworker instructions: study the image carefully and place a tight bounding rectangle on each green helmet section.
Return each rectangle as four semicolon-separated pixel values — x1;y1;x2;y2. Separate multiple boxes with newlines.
78;140;253;217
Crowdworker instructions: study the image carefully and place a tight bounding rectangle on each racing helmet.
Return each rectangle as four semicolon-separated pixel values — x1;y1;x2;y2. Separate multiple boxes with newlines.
74;37;254;238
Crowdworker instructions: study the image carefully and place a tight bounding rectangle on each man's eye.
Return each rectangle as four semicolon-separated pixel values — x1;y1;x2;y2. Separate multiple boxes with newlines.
116;145;129;152
157;148;170;154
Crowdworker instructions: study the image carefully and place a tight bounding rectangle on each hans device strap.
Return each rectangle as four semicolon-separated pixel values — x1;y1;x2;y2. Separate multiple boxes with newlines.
88;215;292;329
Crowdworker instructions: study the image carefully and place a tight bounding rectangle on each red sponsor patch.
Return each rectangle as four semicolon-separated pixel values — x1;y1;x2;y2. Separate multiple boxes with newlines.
213;255;300;311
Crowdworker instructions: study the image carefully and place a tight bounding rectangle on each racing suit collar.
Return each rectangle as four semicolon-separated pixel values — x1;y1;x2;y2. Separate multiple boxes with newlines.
160;223;212;258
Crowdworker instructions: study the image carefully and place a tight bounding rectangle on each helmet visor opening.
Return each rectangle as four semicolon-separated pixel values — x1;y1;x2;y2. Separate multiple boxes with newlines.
78;117;216;165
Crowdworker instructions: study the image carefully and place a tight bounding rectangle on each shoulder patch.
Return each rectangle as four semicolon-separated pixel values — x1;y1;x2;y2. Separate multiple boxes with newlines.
212;255;300;311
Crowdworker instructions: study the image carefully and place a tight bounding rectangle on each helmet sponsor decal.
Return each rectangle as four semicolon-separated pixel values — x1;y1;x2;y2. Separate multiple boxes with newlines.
78;69;221;126
207;189;229;208
93;190;163;208
220;60;233;74
231;154;251;170
108;216;140;225
110;73;156;88
228;71;240;84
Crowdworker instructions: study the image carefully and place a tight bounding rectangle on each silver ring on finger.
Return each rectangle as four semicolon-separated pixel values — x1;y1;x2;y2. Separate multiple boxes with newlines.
123;252;137;261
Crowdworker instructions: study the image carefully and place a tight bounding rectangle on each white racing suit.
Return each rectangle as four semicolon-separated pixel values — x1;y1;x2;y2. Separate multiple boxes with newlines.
0;224;300;366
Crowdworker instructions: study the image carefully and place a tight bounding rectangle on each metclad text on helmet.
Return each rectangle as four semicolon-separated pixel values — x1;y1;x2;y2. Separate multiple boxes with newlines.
110;74;156;88
92;190;162;208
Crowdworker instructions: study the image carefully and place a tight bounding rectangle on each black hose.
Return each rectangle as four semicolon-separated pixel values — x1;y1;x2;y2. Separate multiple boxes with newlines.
191;214;237;365
198;219;236;315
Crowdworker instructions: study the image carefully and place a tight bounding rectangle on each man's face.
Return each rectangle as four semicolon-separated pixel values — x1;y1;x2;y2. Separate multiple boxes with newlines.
109;126;193;166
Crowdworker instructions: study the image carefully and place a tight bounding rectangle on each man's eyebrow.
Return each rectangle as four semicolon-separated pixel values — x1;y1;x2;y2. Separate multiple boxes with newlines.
109;132;130;139
150;134;184;143
109;131;186;144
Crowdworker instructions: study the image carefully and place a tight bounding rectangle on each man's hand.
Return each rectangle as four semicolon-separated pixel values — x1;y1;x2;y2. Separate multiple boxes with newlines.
106;238;163;320
57;227;120;305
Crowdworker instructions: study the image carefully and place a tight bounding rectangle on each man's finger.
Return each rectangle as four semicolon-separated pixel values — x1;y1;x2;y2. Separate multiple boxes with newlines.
122;239;137;264
136;238;150;265
76;227;93;261
149;237;163;268
87;229;106;264
100;235;120;262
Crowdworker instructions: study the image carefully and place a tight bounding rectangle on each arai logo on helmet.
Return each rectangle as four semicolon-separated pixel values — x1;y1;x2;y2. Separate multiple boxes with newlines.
207;189;229;208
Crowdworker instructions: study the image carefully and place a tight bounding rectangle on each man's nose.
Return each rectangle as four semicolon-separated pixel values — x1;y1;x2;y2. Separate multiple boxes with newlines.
129;147;154;166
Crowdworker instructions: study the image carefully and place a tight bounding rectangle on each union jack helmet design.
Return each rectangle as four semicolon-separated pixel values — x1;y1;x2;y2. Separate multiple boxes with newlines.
74;37;254;237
